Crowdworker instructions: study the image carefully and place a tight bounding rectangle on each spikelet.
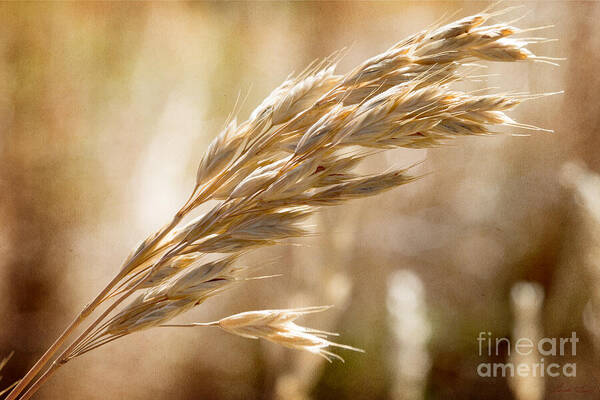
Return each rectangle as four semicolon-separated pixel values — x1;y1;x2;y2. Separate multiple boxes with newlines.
166;307;363;362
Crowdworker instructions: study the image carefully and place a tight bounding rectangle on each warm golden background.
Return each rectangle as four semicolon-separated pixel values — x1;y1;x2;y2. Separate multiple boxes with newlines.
1;1;599;399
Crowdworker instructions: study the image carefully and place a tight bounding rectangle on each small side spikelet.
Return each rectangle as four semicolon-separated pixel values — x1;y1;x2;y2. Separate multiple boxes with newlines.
164;307;363;362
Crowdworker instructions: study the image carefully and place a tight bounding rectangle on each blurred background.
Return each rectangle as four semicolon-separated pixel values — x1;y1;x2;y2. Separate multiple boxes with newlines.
0;1;598;399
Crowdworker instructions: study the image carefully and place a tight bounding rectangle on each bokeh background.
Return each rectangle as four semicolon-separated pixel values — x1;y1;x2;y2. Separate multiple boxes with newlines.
1;1;599;399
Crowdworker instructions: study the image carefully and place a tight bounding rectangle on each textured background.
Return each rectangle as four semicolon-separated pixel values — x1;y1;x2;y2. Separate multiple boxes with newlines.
1;1;599;399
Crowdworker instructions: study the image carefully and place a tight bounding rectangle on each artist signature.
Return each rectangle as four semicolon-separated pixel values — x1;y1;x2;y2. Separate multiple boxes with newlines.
550;383;600;394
